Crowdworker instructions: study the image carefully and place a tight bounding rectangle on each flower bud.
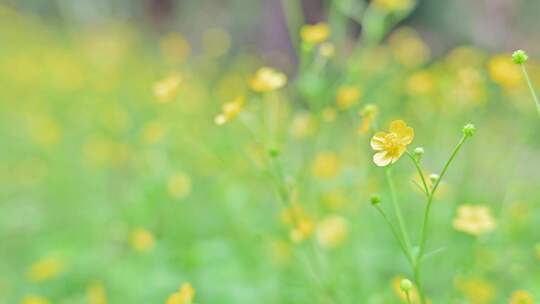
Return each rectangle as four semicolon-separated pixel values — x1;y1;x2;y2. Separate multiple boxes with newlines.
400;278;413;292
268;147;280;158
370;194;381;205
429;174;439;183
462;123;476;137
512;50;528;65
413;147;424;160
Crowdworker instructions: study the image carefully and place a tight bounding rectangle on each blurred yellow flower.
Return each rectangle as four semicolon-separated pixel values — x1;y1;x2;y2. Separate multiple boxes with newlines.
167;172;192;199
370;120;414;167
319;42;335;58
141;121;167;144
166;283;195;304
389;27;430;68
291;112;317;138
26;256;64;282
452;204;496;236
250;67;287;93
373;0;412;11
455;277;495;304
316;215;348;249
214;96;245;125
407;70;435;95
358;104;378;134
300;23;330;44
160;33;191;64
87;282;107;304
154;74;182;102
20;295;49;304
129;227;155;253
312;152;341;179
281;204;315;244
488;54;522;89
509;290;534;304
336;85;362;109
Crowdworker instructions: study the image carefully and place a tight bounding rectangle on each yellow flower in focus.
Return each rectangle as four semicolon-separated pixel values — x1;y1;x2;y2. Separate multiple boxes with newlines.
389;27;430;68
370;120;414;167
488;54;522;89
20;295;49;304
358;104;378;134
167;172;192;199
453;204;496;236
300;23;330;44
166;283;196;304
129;227;155;254
316;215;348;249
141;121;167;144
407;70;435;95
214;96;245;125
154;74;182;102
509;290;534;304
312;152;341;179
249;67;287;93
373;0;412;11
26;256;64;282
87;282;107;304
455;277;495;304
336;85;362;109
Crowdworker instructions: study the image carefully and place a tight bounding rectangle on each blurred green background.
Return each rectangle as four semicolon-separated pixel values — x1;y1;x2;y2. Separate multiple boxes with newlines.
1;1;540;303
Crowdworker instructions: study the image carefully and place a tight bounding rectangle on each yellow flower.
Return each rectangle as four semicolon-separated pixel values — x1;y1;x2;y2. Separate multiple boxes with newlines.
20;295;49;304
214;96;245;125
336;85;362;109
291;112;317;138
316;215;348;249
166;283;195;304
300;23;331;44
312;152;341;179
129;228;155;253
388;27;430;68
319;42;335;57
249;67;287;93
167;172;192;199
154;74;182;102
373;0;412;11
455;277;495;304
358;104;378;134
26;256;64;282
370;120;414;167
509;290;534;304
407;70;435;95
290;217;315;244
488;54;522;89
452;204;496;236
87;282;107;304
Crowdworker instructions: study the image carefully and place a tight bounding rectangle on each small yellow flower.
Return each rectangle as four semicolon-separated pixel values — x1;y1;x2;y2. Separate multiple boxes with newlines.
214;96;245;125
166;283;195;304
488;54;522;89
389;27;430;68
87;282;107;304
455;277;495;304
407;70;435;95
167;172;192;199
26;256;64;282
300;23;331;44
291;112;317;138
370;120;414;167
290;217;315;243
509;290;534;304
312;152;341;179
20;295;49;304
336;85;362;109
154;74;182;102
249;67;287;93
129;227;155;253
373;0;412;11
316;215;348;249
452;204;496;236
319;42;335;58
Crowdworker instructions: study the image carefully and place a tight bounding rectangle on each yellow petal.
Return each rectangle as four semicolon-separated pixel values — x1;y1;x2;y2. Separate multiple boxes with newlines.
370;132;387;151
373;151;392;167
389;120;414;145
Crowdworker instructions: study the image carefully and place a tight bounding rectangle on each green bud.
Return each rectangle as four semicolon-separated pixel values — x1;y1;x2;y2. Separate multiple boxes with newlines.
429;174;439;183
462;123;476;137
400;278;413;292
413;147;424;160
370;194;381;205
512;50;528;65
268;147;280;158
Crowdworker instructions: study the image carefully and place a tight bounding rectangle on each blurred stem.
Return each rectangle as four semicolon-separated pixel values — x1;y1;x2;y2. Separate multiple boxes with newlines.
405;291;412;304
280;0;303;55
520;64;540;118
374;205;413;265
405;151;430;197
414;134;468;304
384;168;413;259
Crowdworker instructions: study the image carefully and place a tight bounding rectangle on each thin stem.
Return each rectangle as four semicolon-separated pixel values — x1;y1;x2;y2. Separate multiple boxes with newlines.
385;168;413;259
374;206;415;265
521;64;540;118
405;291;412;304
406;151;430;197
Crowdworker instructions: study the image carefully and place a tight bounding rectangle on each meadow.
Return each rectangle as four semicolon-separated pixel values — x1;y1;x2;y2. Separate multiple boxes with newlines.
1;1;540;303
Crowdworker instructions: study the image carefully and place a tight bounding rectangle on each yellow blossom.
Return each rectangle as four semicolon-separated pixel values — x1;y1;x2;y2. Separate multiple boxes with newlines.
453;204;496;236
389;27;430;68
87;282;107;304
373;0;412;12
488;54;522;89
214;96;245;125
166;283;195;304
20;295;50;304
336;85;362;109
509;290;534;304
316;215;348;249
358;104;378;134
312;152;341;179
370;120;414;167
291;112;317;138
300;23;330;44
319;42;335;57
129;227;155;253
407;70;435;95
26;256;64;282
249;67;287;93
455;277;495;304
290;217;315;243
154;74;182;102
167;172;192;199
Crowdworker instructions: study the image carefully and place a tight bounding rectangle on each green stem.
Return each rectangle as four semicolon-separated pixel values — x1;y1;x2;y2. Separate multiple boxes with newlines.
385;168;413;258
405;291;412;304
521;64;540;118
406;151;430;197
414;134;468;304
374;205;414;265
